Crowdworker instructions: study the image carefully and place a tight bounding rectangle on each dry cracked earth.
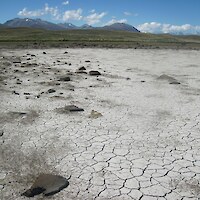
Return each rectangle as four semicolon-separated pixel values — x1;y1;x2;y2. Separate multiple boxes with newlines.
0;48;200;200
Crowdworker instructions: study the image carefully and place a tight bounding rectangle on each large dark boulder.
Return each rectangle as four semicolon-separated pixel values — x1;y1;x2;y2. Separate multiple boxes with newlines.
22;174;69;197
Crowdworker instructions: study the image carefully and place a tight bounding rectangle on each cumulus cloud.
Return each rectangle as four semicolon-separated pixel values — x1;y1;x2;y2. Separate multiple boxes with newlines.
63;8;83;21
18;8;44;17
62;1;69;5
85;12;107;25
104;19;127;26
18;4;59;18
137;22;200;34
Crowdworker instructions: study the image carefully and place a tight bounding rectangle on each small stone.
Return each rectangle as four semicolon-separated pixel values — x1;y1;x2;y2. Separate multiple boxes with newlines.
89;71;101;76
21;174;69;197
24;93;30;95
169;81;181;85
85;60;90;63
76;70;87;74
89;110;103;119
47;89;56;93
58;77;70;82
79;66;86;71
13;91;20;95
0;130;3;136
57;105;84;113
43;52;46;54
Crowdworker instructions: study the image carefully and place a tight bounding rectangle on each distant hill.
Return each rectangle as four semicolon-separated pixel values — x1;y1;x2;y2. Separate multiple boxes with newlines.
3;18;140;32
4;18;65;30
81;24;94;29
58;23;77;29
102;23;140;32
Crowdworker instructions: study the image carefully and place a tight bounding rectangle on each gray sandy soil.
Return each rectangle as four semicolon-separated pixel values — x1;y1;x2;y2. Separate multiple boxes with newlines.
0;48;200;200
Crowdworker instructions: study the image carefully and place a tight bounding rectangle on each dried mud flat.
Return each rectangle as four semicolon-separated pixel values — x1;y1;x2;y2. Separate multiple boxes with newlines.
0;48;200;200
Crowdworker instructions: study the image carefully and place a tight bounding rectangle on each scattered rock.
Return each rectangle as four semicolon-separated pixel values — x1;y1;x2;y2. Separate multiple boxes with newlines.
47;89;56;93
64;51;68;54
85;60;91;63
89;71;101;76
58;77;71;82
76;70;87;74
89;110;103;119
169;81;181;85
79;66;86;71
21;174;69;197
0;130;3;136
57;105;84;113
31;54;36;57
13;91;20;95
43;52;46;54
141;80;146;82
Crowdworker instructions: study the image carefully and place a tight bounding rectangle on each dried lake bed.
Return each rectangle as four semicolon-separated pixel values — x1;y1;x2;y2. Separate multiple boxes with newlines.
0;48;200;200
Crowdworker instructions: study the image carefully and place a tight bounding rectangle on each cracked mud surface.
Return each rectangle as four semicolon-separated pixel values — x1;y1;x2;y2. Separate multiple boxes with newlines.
0;48;200;200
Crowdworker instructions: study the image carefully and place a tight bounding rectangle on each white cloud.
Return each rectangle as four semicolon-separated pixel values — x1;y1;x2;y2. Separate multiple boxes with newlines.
89;9;95;13
124;11;138;17
62;1;69;5
105;19;127;26
18;8;44;17
137;22;200;34
44;4;58;17
85;12;107;25
18;4;59;18
124;11;132;16
63;8;83;21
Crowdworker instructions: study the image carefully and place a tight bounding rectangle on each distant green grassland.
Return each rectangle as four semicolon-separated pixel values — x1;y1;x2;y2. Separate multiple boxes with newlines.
0;27;200;49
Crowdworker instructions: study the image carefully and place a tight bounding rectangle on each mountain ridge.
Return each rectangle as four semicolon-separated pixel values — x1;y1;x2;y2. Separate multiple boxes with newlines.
3;18;140;32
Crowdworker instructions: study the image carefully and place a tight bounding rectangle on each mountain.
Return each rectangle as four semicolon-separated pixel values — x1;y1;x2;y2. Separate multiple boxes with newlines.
4;18;65;30
102;23;140;32
0;23;7;28
3;18;140;32
58;23;77;29
80;24;93;29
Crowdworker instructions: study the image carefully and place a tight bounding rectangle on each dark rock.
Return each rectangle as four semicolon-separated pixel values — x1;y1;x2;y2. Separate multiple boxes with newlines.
64;51;68;54
13;91;20;95
141;80;145;82
169;81;181;85
69;63;71;66
58;77;70;82
22;174;69;197
76;70;87;74
85;60;90;63
31;55;36;57
24;93;30;95
0;130;3;137
57;105;84;113
89;71;101;76
43;52;46;54
27;58;31;60
47;89;56;93
79;66;86;71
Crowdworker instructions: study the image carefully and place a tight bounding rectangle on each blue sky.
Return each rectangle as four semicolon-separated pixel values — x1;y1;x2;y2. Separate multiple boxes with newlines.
1;0;200;34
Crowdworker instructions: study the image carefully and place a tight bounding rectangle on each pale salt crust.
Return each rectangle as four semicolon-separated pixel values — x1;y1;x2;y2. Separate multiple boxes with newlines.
0;48;200;199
